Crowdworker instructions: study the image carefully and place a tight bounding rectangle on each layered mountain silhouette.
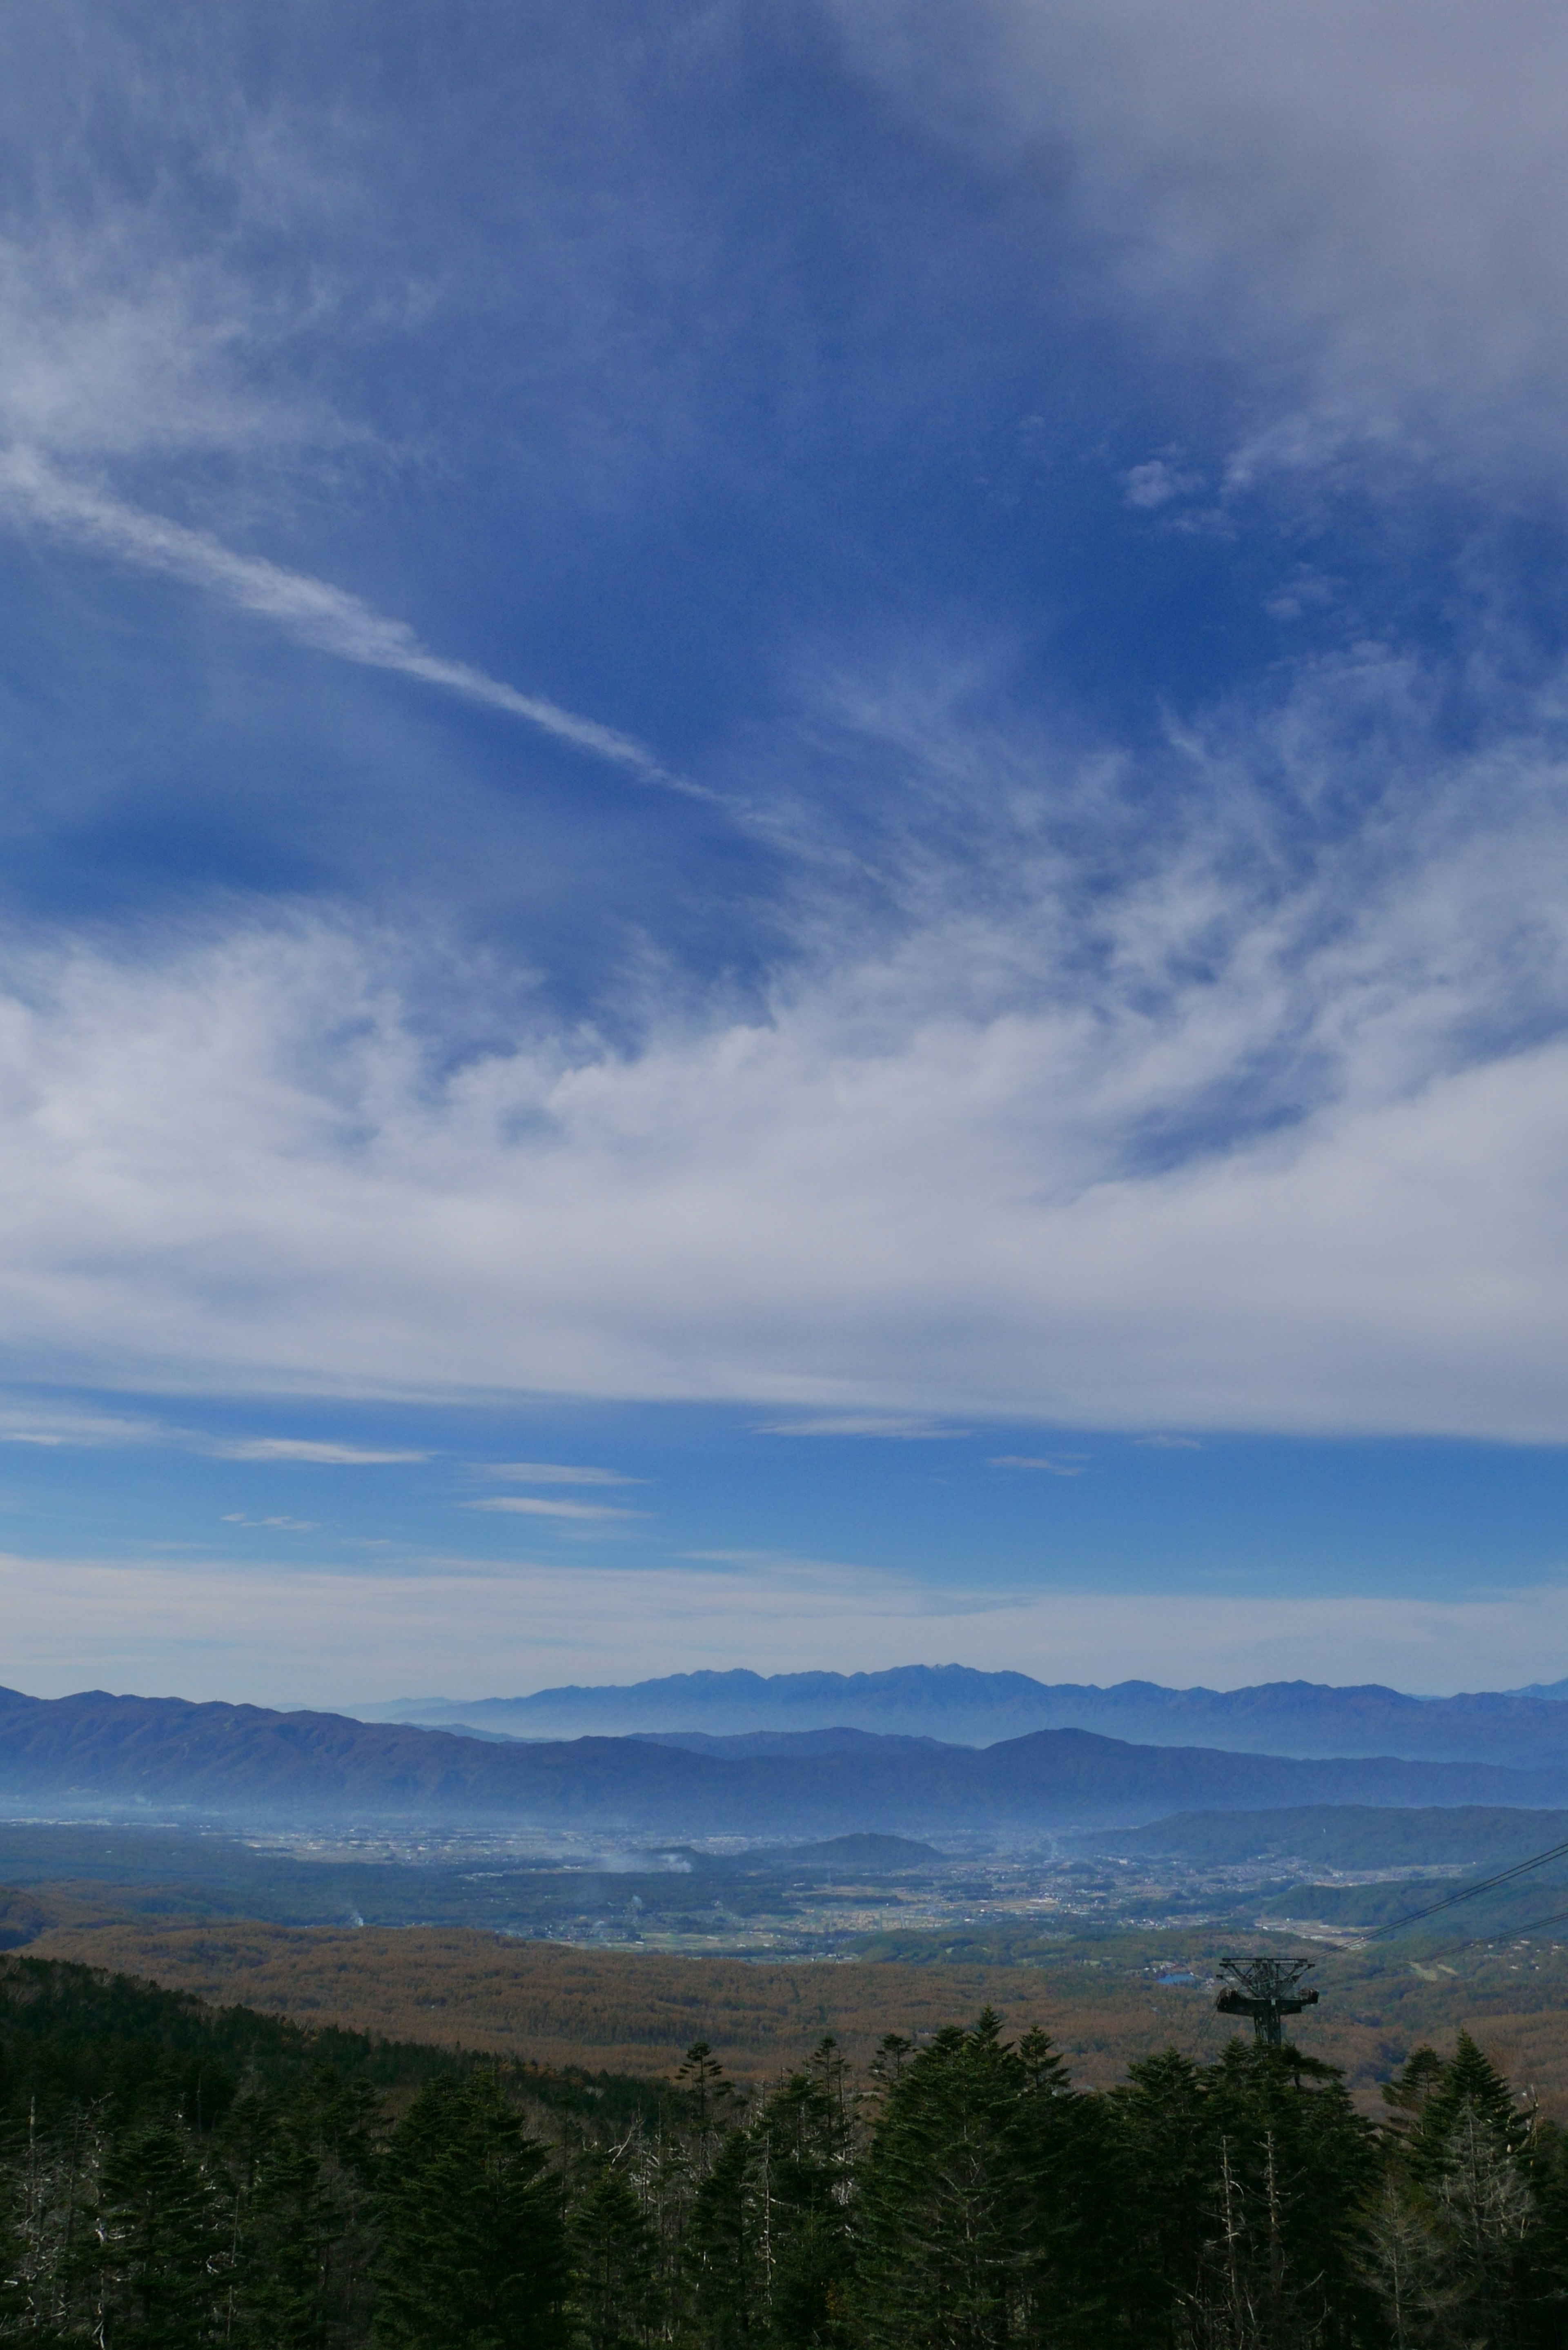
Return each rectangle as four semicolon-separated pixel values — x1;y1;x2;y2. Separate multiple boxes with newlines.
4;1685;1568;1832
356;1665;1568;1768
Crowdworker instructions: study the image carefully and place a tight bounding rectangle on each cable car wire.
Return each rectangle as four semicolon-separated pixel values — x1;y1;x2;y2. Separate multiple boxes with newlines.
1355;1897;1568;1970
1352;1833;1568;1942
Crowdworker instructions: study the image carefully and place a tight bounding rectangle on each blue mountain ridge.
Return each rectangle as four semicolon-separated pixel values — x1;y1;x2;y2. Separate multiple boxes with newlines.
352;1664;1568;1769
5;1684;1568;1833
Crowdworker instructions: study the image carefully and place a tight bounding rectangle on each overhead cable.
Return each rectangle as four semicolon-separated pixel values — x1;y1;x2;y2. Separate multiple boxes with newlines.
1355;1834;1568;1943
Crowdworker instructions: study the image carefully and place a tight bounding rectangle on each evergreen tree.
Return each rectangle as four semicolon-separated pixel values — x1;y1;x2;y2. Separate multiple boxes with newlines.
1197;2041;1379;2350
684;2127;758;2349
1007;2029;1125;2350
1434;2112;1537;2348
2;2104;103;2347
1381;2047;1449;2140
630;2113;702;2325
0;2172;30;2339
1407;2032;1526;2180
1112;2048;1214;2344
89;2119;227;2350
373;2071;569;2350
1361;2174;1454;2350
852;2011;1037;2350
1383;2035;1543;2350
1518;2116;1568;2350
1365;2039;1467;2349
567;2154;665;2350
1114;2039;1378;2350
229;2110;343;2350
306;2067;383;2339
677;2045;736;2139
751;2051;854;2348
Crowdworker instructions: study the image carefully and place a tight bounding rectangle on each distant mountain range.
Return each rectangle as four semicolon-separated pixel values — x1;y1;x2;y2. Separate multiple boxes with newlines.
4;1685;1568;1833
353;1664;1568;1769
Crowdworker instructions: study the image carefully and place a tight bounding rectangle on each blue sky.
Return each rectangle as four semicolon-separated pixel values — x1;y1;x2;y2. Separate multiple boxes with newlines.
4;0;1568;1702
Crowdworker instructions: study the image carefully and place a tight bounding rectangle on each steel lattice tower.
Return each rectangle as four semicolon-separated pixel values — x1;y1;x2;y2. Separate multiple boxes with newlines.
1214;1956;1319;2045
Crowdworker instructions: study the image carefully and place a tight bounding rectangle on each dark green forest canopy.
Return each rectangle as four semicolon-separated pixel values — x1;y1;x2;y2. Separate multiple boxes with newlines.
2;1957;1567;2347
0;1954;663;2133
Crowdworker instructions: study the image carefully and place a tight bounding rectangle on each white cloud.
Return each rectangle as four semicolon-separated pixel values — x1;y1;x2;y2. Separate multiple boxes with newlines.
991;1457;1087;1477
1123;460;1200;510
478;1463;640;1486
0;221;325;468
215;1440;428;1466
221;1515;321;1531
1;1545;1566;1705
2;635;1568;1443
463;1497;646;1522
0;1402;167;1448
832;0;1568;489
0;18;1560;1448
0;57;691;807
682;1548;868;1571
0;450;680;790
757;1417;970;1440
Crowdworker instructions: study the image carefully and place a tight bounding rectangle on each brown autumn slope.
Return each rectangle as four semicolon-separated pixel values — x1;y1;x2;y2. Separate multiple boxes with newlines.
31;1914;1568;2116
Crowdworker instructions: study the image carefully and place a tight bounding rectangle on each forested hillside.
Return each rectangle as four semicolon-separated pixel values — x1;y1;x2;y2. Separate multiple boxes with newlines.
2;1954;1566;2345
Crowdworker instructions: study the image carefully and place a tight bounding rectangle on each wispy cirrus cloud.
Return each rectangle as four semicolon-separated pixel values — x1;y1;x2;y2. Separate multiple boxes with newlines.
756;1416;971;1440
220;1514;321;1531
215;1439;428;1466
2;626;1568;1439
0;449;682;790
1;0;1567;1472
476;1463;641;1486
463;1496;647;1522
0;1404;167;1448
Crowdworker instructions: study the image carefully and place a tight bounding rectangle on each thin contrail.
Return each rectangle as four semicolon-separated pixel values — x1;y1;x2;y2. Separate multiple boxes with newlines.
0;446;697;794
